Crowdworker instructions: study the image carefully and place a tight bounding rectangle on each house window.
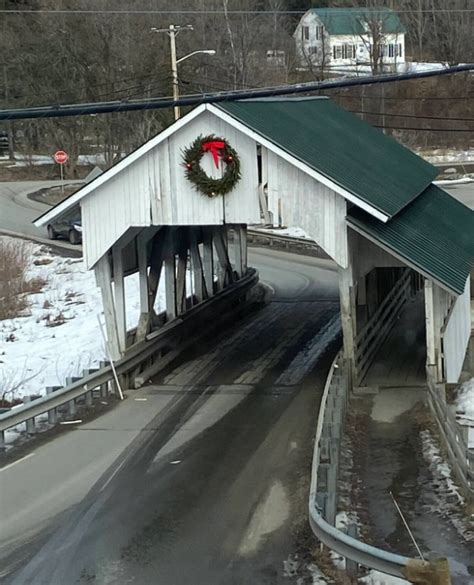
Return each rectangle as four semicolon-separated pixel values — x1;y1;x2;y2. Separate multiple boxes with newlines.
315;25;324;40
333;45;343;60
308;46;318;55
302;26;310;41
342;44;356;59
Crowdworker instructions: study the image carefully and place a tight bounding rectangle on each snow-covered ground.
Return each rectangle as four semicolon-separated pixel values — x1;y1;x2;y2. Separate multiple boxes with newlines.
454;377;474;449
0;237;166;402
455;378;474;425
416;149;474;164
255;226;312;240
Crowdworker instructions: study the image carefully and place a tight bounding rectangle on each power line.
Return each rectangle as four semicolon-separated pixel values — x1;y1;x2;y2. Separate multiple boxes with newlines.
2;9;474;14
349;110;474;122
336;93;473;101
373;125;472;132
0;64;472;122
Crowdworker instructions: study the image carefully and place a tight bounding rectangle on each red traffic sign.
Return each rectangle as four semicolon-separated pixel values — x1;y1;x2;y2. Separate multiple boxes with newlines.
54;150;69;165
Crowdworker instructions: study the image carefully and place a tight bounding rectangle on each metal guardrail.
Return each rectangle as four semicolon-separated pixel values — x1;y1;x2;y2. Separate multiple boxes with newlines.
426;376;474;505
309;353;451;583
0;268;258;449
246;228;330;258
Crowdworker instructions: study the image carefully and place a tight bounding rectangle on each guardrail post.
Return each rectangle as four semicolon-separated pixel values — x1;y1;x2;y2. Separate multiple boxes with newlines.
45;387;58;424
0;430;5;451
99;361;109;397
23;396;36;435
346;524;359;577
85;387;93;407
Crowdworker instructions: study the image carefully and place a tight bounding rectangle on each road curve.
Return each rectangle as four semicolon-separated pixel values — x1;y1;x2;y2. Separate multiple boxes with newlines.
1;245;340;585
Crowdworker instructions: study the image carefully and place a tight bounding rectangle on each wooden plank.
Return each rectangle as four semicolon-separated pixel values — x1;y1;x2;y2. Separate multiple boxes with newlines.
213;226;234;287
338;264;356;376
239;224;248;276
112;246;127;353
176;230;188;314
189;230;204;302
94;255;121;361
164;228;177;319
202;228;214;298
136;228;166;340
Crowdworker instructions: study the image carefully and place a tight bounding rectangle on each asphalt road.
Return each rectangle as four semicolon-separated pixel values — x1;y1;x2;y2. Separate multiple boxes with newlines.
0;181;58;238
0;193;340;584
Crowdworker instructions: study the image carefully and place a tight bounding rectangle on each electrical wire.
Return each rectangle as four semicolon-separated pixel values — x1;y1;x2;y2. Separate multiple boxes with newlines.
3;9;474;14
184;79;474;123
0;64;472;122
348;110;474;122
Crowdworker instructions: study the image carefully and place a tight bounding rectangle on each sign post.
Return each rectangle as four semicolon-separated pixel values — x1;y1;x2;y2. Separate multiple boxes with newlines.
54;150;69;197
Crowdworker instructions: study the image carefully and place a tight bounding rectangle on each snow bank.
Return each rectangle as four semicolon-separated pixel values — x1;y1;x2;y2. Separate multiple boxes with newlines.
257;226;312;240
0;238;165;401
360;570;410;585
455;377;474;426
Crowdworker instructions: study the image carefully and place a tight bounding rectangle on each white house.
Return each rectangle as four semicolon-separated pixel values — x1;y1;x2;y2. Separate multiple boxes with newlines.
294;7;406;70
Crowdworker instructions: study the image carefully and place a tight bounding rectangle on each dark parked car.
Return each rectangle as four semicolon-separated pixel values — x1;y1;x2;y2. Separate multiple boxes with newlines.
47;210;82;244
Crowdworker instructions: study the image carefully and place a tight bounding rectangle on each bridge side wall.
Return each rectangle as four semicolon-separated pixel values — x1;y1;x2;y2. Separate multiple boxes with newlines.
265;150;348;268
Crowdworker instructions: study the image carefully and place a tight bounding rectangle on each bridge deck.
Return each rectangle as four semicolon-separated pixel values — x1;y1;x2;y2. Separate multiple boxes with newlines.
362;293;426;388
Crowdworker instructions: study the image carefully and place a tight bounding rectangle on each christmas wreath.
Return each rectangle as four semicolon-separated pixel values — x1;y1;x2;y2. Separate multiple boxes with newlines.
182;134;241;198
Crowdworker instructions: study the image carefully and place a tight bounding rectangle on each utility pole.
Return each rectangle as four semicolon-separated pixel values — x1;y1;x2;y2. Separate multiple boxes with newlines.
169;25;180;121
151;24;193;122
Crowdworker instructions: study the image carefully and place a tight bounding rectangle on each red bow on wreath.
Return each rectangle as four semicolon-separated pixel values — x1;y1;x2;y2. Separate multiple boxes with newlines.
202;140;225;168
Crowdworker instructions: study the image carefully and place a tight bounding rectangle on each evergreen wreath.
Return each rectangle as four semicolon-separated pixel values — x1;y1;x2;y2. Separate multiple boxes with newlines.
182;134;241;197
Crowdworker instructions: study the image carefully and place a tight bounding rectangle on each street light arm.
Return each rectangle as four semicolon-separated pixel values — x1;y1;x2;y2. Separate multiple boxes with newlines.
176;50;216;65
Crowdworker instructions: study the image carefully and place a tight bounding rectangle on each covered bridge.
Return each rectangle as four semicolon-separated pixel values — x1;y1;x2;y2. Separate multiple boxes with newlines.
35;97;474;390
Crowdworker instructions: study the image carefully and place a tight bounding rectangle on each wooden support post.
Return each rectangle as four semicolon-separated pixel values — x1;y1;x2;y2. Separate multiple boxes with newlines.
189;230;204;302
112;245;127;353
164;228;177;320
203;228;214;298
213;226;234;288
175;229;188;314
338;264;357;384
136;228;165;340
239;225;248;276
424;278;443;382
95;255;121;361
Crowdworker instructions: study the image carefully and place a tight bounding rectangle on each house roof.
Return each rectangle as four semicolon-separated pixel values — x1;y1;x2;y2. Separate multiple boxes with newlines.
218;98;437;219
348;184;474;295
308;7;407;36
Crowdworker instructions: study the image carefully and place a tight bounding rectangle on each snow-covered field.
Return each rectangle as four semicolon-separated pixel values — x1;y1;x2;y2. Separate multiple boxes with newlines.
0;237;165;402
416;149;474;164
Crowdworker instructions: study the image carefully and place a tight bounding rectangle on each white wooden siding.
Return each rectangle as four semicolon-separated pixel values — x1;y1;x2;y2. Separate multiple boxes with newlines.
81;109;260;268
442;278;471;383
266;149;348;267
352;231;404;277
82;164;151;268
151;110;260;226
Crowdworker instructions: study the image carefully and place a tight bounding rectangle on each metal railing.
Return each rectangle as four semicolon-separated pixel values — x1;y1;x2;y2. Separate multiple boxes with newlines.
426;376;474;505
309;354;451;583
247;228;330;258
355;269;412;385
0;269;258;449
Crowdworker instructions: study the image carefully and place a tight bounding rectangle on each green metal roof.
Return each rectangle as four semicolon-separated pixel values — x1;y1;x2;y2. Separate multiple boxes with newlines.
348;184;474;295
218;98;437;218
309;7;406;36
